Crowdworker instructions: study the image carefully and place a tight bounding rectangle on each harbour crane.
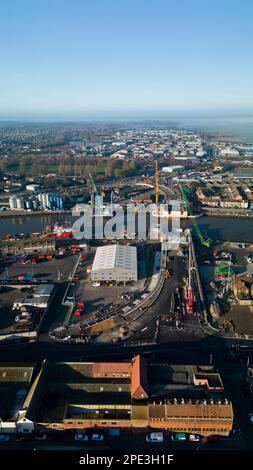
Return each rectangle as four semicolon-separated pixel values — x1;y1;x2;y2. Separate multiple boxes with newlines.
181;186;212;247
89;173;103;210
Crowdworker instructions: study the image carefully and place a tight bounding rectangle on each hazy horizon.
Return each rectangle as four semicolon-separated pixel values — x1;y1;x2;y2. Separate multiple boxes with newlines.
1;0;253;117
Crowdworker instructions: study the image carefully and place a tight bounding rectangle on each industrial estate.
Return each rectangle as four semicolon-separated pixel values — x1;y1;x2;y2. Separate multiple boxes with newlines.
0;123;253;451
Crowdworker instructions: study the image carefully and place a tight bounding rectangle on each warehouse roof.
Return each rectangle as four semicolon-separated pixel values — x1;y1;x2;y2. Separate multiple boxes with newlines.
91;244;137;272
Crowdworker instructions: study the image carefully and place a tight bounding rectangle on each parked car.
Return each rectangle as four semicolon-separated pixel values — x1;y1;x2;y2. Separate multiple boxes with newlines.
75;433;89;441
206;435;220;443
91;433;104;441
92;282;101;287
16;435;33;442
35;433;47;440
15;313;32;322
146;432;164;443
171;433;187;441
248;413;253;424
188;434;200;442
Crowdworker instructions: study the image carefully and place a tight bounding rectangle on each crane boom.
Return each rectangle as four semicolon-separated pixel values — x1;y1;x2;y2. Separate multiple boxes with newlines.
89;173;103;209
181;186;211;247
89;173;99;197
155;161;159;206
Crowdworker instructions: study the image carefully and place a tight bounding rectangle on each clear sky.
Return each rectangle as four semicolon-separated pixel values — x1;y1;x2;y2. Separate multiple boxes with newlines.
0;0;253;120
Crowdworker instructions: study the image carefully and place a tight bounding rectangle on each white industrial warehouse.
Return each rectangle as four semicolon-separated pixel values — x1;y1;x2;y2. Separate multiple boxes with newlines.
91;244;138;283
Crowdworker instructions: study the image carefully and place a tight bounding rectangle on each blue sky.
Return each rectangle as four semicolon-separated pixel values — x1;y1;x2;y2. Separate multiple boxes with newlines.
0;0;253;119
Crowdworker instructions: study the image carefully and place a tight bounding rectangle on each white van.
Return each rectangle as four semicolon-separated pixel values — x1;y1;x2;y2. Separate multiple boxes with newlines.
146;432;164;443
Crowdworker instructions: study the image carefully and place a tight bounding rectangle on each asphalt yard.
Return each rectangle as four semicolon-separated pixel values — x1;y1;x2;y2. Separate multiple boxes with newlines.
122;252;203;345
0;253;80;283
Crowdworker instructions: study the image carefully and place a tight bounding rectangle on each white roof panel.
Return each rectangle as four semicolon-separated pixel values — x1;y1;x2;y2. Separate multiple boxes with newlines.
91;244;137;272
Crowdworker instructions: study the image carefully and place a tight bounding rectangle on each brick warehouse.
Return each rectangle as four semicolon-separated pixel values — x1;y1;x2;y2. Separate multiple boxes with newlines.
0;355;233;436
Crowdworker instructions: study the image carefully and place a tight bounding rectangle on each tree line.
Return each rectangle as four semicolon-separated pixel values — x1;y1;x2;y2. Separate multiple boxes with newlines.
0;154;139;179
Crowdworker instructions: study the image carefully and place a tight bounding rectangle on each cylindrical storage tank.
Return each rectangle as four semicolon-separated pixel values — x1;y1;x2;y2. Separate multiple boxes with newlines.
25;200;32;210
55;196;60;209
48;195;54;210
16;197;24;209
45;193;49;207
53;194;57;209
31;198;39;210
9;197;17;210
38;193;43;205
59;197;64;210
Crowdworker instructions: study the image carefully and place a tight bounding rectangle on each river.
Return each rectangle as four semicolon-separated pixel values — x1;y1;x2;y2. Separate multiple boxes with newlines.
0;214;253;243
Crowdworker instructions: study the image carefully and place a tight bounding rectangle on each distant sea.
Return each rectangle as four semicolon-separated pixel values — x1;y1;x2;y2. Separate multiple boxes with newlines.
176;116;253;143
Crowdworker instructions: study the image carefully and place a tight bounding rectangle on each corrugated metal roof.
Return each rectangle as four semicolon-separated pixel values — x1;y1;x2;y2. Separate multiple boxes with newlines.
91;244;137;272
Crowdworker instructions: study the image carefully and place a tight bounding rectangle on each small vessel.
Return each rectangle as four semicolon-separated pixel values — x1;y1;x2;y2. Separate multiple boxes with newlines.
53;221;73;238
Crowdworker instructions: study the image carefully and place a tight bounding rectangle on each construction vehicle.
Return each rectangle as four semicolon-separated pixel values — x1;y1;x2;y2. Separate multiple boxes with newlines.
181;186;211;247
165;268;173;278
216;265;233;276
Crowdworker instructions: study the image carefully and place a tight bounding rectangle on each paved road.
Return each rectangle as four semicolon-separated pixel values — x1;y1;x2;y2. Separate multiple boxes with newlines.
0;426;245;451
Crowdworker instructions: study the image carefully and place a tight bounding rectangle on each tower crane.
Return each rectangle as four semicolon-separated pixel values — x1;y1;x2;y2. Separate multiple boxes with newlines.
155;160;159;207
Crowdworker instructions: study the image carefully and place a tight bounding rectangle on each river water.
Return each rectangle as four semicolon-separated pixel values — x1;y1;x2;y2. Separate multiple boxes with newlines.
0;214;253;243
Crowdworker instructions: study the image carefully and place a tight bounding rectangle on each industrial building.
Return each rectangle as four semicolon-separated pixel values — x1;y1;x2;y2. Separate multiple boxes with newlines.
0;284;55;343
0;238;56;256
8;193;64;212
26;184;40;192
38;193;64;210
0;364;37;434
13;284;55;310
0;356;233;436
162;165;185;173
232;275;253;305
91;244;138;283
